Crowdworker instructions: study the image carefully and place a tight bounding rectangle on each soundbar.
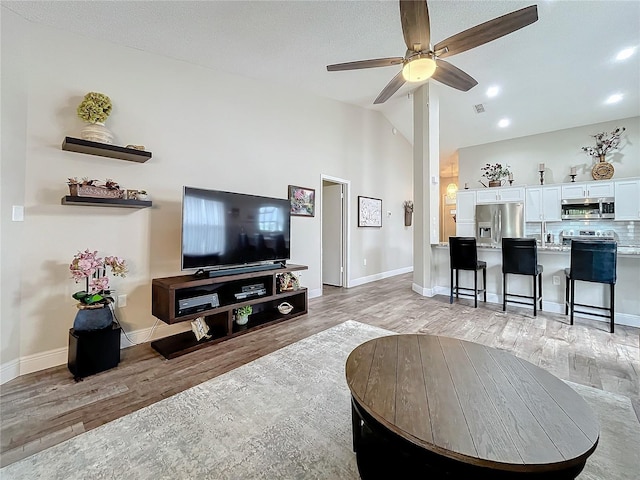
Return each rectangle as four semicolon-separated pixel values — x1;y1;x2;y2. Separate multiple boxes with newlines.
199;263;284;278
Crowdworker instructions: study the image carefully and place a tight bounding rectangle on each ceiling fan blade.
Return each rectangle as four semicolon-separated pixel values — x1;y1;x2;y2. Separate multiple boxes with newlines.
434;5;538;58
374;71;406;104
432;59;478;91
327;57;404;71
400;0;431;52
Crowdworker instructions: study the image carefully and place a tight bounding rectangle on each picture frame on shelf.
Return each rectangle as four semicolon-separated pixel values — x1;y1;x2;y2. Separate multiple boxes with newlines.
126;189;139;200
288;185;315;217
358;196;382;227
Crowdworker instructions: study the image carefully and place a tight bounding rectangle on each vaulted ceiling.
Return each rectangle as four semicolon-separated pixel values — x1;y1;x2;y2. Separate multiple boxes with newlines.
4;1;639;175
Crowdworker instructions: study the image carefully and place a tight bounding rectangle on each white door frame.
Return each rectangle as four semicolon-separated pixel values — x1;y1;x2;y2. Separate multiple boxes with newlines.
320;174;351;288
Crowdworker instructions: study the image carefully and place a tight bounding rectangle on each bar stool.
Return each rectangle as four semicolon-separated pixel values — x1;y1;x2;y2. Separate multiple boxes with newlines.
449;237;486;308
501;238;543;316
564;240;617;333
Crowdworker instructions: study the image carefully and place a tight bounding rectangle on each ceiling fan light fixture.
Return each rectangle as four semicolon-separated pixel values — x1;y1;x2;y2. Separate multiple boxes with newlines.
402;56;436;82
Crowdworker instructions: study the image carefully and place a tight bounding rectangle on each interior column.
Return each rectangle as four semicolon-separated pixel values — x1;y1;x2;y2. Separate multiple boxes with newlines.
412;83;440;296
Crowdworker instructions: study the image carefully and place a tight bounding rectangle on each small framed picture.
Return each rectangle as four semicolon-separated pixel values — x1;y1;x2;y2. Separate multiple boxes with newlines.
358;196;382;227
126;189;139;200
288;185;315;217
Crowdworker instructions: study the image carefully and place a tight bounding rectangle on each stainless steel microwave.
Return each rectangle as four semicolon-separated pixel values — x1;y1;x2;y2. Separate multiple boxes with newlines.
561;197;615;220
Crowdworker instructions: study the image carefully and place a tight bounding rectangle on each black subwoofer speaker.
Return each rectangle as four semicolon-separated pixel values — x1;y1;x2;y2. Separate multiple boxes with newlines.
68;322;121;379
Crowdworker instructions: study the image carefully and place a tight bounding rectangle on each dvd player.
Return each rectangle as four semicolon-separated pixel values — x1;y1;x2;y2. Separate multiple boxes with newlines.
178;293;220;315
234;288;266;300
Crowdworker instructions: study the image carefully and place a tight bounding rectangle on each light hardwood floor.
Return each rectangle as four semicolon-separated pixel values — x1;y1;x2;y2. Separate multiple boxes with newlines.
1;273;639;467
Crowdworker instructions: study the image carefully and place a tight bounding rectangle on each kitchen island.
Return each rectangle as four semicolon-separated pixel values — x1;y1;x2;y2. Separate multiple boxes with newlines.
430;243;640;328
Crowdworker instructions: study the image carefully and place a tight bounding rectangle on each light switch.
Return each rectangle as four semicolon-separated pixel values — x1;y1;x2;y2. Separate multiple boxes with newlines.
12;205;24;222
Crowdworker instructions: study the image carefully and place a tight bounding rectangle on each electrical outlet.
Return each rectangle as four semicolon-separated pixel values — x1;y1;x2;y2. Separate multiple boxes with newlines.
118;294;127;307
12;205;24;222
363;258;367;266
552;276;560;286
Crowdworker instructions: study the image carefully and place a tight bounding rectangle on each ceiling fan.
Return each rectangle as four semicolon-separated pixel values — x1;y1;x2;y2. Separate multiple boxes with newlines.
326;1;538;104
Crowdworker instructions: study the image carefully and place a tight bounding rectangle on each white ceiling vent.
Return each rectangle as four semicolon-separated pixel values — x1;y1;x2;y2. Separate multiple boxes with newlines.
473;103;486;114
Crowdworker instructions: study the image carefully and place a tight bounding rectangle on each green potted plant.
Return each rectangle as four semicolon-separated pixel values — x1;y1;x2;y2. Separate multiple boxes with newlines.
235;305;253;325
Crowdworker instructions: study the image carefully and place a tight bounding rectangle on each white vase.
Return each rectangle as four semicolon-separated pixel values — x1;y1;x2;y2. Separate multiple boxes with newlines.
236;314;249;326
81;122;113;144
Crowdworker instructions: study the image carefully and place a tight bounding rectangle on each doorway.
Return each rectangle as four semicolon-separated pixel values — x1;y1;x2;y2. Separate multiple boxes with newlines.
321;175;350;288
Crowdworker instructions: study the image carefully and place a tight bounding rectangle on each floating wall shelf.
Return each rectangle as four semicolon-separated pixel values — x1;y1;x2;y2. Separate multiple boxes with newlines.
61;137;152;163
61;196;152;208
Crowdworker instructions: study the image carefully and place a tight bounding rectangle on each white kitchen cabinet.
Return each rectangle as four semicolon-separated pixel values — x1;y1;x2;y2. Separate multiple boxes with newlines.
456;221;475;237
525;186;562;222
561;181;613;199
476;186;524;204
614;179;640;220
455;190;476;223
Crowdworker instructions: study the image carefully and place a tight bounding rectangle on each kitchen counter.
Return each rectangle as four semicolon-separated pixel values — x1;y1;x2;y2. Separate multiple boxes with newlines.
431;243;640;328
436;242;640;256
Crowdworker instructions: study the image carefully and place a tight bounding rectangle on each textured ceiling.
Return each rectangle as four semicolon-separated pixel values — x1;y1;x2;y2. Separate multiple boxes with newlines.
4;1;640;174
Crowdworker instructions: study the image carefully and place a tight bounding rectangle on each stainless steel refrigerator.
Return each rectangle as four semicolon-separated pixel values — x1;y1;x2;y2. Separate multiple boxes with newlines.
476;202;524;245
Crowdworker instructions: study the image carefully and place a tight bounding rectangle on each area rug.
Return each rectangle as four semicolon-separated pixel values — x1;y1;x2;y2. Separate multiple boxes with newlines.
1;321;638;479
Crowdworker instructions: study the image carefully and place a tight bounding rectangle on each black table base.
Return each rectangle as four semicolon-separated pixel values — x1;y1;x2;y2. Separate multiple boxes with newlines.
351;398;586;480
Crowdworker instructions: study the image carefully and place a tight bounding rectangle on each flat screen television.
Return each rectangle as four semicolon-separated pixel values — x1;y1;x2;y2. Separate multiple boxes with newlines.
181;186;291;272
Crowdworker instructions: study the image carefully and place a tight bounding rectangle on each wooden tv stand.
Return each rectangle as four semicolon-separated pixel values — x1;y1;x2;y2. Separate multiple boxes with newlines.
151;264;308;359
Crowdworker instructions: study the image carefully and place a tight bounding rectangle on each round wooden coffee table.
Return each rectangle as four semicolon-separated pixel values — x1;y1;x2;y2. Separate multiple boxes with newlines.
345;335;599;479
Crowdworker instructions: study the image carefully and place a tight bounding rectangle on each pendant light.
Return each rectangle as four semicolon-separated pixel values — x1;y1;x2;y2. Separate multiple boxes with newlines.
446;161;458;200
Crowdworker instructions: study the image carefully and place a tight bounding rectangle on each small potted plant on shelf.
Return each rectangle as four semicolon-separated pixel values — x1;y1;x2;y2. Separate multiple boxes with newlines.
67;177;124;199
137;190;149;201
235;305;253;325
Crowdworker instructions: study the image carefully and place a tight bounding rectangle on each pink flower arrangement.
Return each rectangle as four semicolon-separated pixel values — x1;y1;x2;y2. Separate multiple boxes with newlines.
69;249;127;304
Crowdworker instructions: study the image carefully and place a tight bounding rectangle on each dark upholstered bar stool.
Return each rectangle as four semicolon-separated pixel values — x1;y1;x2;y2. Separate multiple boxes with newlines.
501;238;543;316
449;237;486;308
564;240;617;333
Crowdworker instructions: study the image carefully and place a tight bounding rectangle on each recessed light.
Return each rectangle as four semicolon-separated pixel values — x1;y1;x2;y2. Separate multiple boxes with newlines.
498;118;510;128
605;93;623;104
616;47;636;61
486;86;500;97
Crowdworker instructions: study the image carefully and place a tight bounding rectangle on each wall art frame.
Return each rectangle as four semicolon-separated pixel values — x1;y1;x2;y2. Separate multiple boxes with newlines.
288;185;315;217
126;189;139;200
358;196;382;227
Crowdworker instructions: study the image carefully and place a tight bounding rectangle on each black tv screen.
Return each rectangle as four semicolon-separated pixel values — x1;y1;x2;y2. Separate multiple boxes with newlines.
181;187;291;271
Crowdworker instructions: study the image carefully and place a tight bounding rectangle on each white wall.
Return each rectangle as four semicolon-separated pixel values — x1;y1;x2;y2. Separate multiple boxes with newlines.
458;117;640;188
1;20;413;377
0;8;28;382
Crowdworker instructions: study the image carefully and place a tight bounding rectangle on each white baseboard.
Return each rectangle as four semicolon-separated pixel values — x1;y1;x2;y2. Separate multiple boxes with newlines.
0;322;185;385
19;347;68;377
540;301;640;328
118;321;183;347
308;288;323;299
350;266;413;288
412;283;435;297
0;358;20;385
